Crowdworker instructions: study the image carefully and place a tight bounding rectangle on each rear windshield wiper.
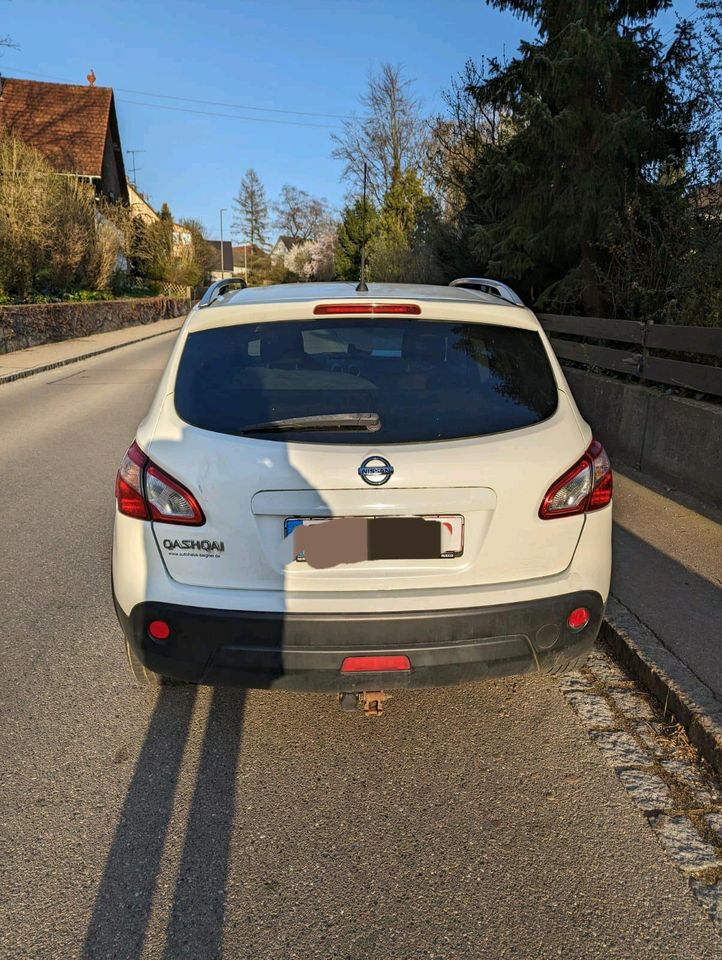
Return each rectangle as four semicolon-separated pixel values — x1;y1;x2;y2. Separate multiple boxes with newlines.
241;413;381;434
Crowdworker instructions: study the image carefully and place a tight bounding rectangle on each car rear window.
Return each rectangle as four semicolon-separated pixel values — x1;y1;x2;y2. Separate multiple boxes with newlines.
174;318;558;444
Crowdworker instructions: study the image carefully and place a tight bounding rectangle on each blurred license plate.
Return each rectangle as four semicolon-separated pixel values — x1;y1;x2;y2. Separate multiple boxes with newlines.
284;515;464;562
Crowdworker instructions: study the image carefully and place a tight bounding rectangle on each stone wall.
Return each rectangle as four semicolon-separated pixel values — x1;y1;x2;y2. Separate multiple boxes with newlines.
0;297;191;354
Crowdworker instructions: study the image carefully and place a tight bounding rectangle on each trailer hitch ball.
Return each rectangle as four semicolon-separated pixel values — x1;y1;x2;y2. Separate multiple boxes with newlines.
337;691;390;716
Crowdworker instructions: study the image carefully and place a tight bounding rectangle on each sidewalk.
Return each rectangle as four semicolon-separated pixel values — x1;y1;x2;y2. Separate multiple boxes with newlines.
0;315;184;384
612;469;722;699
606;466;722;770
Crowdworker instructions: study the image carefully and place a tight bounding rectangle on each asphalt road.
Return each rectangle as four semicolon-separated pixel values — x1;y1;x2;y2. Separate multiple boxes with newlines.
1;333;719;960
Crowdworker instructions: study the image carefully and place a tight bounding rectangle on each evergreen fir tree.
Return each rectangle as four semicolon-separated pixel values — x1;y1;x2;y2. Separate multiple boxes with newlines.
335;198;377;281
464;0;699;315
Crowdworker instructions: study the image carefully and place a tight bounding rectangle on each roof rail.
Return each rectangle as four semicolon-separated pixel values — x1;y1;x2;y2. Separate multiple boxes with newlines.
449;277;524;306
197;277;247;309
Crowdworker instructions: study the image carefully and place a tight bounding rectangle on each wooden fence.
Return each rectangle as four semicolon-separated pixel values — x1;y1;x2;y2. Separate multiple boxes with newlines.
537;314;722;398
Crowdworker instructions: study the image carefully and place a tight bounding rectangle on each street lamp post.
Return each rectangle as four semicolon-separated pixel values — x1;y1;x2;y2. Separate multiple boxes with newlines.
219;208;228;279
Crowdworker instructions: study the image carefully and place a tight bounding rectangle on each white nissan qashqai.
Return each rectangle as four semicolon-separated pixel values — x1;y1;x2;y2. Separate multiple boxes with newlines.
112;279;612;700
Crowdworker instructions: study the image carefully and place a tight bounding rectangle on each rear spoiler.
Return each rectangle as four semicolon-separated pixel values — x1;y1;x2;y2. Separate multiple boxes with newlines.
449;277;524;306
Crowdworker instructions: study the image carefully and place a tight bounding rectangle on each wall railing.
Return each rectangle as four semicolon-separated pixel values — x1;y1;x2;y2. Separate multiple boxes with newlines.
538;314;722;398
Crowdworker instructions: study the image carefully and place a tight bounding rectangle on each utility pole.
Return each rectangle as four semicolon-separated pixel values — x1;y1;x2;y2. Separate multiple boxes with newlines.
126;149;146;184
219;208;227;279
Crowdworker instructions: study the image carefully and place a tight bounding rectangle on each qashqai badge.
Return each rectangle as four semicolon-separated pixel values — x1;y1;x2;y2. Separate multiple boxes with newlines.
358;455;394;486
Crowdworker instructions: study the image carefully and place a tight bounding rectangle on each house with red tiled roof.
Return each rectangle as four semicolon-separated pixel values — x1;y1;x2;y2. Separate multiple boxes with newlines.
0;75;128;202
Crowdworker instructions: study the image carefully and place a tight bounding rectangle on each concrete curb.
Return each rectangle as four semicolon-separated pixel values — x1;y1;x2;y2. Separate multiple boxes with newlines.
602;596;722;778
0;324;182;386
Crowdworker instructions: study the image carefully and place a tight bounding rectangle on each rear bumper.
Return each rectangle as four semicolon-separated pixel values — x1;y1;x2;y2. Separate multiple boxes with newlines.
115;590;604;692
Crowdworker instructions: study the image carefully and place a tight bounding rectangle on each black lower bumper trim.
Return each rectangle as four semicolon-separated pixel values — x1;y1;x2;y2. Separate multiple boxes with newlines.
114;590;604;691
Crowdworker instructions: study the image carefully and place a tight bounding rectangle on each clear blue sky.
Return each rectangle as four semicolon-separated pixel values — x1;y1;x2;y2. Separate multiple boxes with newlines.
1;0;697;241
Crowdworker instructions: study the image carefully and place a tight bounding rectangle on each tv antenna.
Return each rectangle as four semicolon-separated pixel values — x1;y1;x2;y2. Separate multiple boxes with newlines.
356;161;369;293
126;149;146;184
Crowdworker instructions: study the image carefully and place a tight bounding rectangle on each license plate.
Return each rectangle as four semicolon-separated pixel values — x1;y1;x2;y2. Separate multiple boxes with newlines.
284;515;464;563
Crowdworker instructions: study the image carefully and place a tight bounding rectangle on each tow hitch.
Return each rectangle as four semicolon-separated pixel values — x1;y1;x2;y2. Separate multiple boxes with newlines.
338;691;390;716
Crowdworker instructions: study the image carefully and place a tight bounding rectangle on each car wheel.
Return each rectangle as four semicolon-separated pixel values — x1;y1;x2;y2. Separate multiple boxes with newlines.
124;639;186;687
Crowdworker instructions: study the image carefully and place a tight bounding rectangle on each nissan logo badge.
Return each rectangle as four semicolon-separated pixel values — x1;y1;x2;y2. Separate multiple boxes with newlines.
358;456;393;486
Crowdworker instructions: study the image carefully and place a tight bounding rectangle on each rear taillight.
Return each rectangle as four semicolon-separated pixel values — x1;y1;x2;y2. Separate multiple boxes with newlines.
145;463;205;525
540;440;612;519
115;442;205;526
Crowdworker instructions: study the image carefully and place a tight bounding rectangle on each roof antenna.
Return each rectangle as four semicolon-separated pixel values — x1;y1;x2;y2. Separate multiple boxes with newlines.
356;161;369;293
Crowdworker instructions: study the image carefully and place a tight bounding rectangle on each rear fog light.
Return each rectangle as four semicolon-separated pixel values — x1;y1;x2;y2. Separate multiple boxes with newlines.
567;607;590;631
148;620;171;641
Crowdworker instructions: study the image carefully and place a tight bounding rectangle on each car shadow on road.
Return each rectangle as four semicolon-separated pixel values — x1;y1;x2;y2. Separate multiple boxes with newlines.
81;685;245;960
162;687;244;959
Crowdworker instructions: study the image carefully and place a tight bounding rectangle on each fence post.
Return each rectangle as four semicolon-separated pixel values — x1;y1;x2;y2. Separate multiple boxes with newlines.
637;318;653;471
639;318;652;386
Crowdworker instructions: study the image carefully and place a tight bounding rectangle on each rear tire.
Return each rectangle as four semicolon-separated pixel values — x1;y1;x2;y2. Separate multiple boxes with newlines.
125;639;186;687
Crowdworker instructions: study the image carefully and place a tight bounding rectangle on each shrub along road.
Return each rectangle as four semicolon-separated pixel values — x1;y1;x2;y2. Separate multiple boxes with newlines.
0;333;720;959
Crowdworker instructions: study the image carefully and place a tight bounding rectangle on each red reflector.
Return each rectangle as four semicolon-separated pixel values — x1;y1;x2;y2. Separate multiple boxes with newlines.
588;468;613;509
313;303;421;315
567;607;590;631
115;441;150;520
148;620;171;641
341;655;411;673
115;473;149;519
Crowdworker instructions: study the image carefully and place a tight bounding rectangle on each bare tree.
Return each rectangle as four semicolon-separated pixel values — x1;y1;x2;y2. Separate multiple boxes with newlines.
273;184;333;240
429;59;508;218
273;185;310;239
232;169;269;272
331;63;426;203
1;0;18;52
0;32;17;52
305;196;335;240
0;16;17;53
696;2;722;116
684;0;722;187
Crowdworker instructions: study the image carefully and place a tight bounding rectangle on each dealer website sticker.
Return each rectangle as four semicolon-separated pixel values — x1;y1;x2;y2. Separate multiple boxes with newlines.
162;538;225;558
